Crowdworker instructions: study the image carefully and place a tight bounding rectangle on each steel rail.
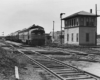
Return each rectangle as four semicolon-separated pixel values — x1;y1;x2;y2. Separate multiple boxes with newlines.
18;50;65;80
5;42;100;80
30;51;100;80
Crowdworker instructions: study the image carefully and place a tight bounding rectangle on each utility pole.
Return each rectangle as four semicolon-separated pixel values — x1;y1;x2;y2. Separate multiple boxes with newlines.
2;32;4;41
60;13;65;45
2;32;4;36
53;21;55;39
95;4;97;45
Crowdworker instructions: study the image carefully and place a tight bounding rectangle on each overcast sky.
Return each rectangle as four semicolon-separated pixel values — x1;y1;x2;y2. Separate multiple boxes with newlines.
0;0;100;36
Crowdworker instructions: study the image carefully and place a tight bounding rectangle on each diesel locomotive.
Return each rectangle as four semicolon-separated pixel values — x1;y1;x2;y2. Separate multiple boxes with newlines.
6;24;45;46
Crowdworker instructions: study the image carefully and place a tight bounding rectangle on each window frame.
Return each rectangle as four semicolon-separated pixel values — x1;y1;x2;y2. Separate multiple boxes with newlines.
86;33;89;42
76;33;78;42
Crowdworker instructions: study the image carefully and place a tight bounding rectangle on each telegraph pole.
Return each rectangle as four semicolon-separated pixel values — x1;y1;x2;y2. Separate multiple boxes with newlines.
2;32;4;36
95;4;97;45
60;13;65;45
53;21;55;39
2;32;4;41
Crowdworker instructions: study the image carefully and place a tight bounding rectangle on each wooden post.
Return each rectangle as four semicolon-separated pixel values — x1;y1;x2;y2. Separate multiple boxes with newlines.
15;66;19;80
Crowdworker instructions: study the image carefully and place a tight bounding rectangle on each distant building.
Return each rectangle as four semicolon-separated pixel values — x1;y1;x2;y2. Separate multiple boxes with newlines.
97;35;100;39
45;33;52;45
63;10;99;45
0;36;4;39
50;31;64;44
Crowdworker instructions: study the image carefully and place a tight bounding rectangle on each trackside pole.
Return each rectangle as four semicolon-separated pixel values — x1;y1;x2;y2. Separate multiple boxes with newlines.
15;66;19;80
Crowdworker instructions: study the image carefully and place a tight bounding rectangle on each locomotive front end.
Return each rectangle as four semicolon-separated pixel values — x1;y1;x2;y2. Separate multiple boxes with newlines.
28;26;45;46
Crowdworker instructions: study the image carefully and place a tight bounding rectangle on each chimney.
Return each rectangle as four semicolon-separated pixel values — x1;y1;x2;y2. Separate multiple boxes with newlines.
90;9;92;13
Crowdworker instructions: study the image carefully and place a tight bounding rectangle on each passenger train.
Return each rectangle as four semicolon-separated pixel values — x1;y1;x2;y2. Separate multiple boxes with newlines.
6;24;45;46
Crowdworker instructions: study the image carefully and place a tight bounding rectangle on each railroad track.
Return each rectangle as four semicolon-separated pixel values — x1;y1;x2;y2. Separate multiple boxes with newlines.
1;41;100;80
17;49;100;80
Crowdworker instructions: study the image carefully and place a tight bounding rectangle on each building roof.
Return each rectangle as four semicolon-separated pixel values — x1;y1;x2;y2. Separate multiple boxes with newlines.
63;11;99;20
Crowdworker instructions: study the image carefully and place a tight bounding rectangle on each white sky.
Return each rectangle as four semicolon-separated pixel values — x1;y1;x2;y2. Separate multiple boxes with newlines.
0;0;100;36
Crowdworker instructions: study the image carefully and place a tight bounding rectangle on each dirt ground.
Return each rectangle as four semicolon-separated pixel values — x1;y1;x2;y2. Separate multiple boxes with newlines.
48;54;100;77
0;46;58;80
2;40;100;79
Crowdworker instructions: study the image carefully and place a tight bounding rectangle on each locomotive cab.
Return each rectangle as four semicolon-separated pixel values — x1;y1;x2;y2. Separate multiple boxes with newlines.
28;27;45;46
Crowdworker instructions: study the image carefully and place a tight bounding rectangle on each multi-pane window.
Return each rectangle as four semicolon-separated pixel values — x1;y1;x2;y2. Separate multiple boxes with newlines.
74;19;75;26
66;18;79;27
67;34;69;41
91;18;95;26
65;21;67;27
84;17;86;26
85;17;95;26
86;33;89;42
86;18;89;26
76;33;78;42
81;18;84;26
68;20;69;27
72;33;73;41
72;19;73;26
76;18;79;26
70;20;72;27
65;17;96;27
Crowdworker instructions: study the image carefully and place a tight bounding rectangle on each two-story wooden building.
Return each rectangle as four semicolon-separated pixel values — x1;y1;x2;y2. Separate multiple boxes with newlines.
63;11;98;45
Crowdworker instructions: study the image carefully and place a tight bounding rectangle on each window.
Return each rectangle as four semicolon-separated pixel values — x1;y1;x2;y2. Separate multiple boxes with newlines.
81;18;84;26
65;21;67;27
69;20;70;27
84;17;86;26
76;33;78;42
76;18;79;26
70;20;72;27
72;19;73;26
91;18;95;26
68;20;69;27
86;18;89;26
86;33;89;42
74;19;75;26
72;33;73;41
67;34;69;41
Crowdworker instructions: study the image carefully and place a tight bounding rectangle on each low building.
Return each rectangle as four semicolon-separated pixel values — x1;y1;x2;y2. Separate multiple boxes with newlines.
45;34;52;45
50;31;64;44
63;10;99;46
